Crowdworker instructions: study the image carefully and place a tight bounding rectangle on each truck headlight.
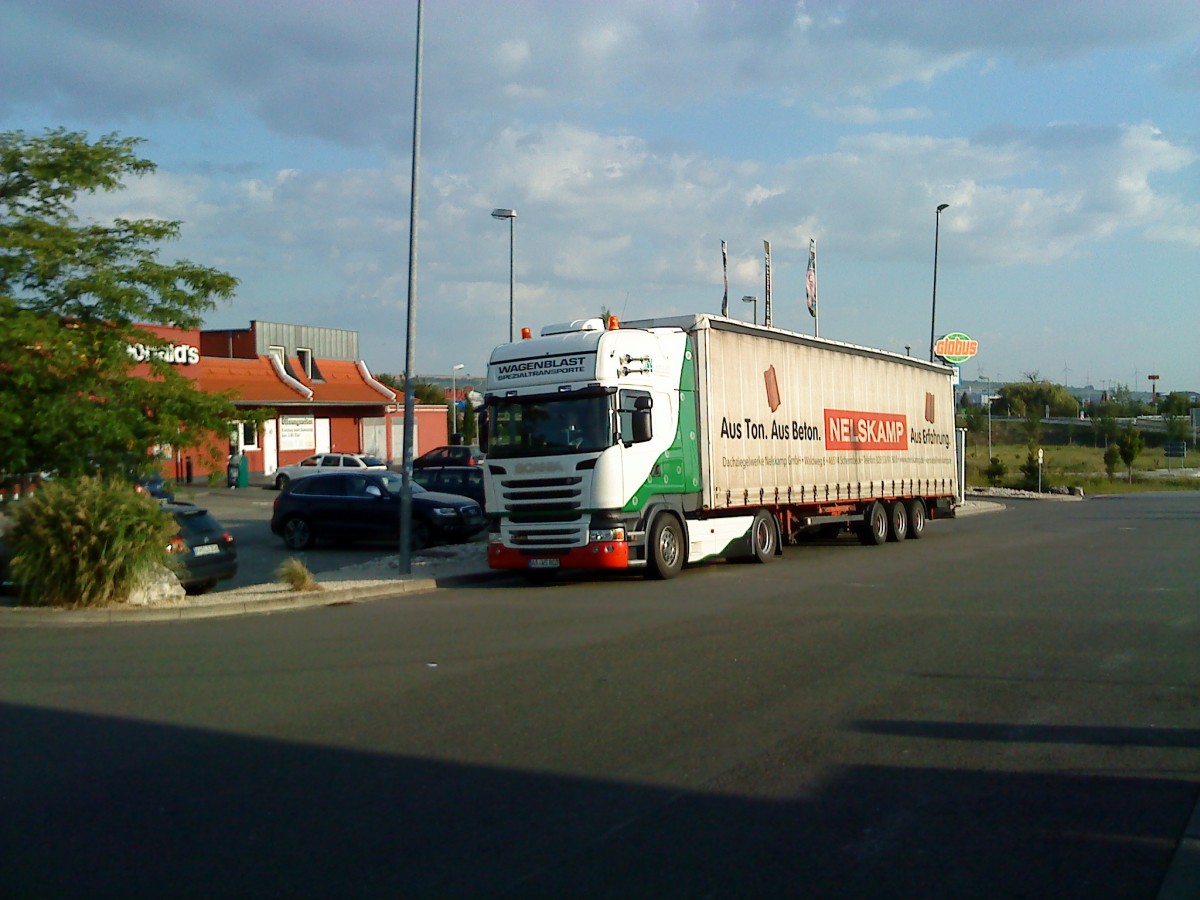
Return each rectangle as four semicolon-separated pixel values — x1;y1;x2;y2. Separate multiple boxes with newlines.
589;527;625;543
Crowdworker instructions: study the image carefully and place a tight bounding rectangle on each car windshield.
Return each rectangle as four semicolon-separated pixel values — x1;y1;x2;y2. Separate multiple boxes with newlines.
487;391;614;459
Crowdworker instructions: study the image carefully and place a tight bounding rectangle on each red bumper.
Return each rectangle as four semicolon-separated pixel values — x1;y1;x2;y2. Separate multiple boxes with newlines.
488;540;630;572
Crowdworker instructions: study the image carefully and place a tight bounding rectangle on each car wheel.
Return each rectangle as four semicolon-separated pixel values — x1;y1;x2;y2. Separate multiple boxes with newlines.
275;473;290;491
184;579;218;596
282;515;315;550
647;513;684;580
410;518;431;551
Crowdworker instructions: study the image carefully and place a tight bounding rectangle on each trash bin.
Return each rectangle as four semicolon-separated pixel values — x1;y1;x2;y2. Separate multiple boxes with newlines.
237;454;249;489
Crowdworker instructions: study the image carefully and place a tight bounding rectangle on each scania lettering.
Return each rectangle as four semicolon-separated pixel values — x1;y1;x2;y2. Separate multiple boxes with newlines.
480;314;958;580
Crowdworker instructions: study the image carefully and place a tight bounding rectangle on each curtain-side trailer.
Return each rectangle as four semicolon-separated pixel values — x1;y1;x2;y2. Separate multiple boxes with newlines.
481;314;958;580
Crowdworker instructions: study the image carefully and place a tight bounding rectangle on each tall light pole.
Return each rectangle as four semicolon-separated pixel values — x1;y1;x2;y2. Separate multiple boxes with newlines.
929;202;950;361
398;0;424;577
451;363;464;437
491;208;517;341
742;294;757;325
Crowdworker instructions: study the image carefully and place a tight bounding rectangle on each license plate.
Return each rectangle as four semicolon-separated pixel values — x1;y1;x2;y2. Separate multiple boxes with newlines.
192;544;220;557
529;558;560;569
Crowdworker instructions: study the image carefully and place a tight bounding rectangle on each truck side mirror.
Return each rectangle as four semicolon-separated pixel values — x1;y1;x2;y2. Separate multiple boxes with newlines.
477;409;490;453
632;396;653;443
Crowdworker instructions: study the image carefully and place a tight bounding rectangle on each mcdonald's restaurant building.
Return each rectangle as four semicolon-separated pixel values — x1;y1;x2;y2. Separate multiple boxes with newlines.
132;320;448;483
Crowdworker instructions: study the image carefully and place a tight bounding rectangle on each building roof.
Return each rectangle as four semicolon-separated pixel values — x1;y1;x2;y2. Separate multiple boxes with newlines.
287;358;396;404
196;356;395;407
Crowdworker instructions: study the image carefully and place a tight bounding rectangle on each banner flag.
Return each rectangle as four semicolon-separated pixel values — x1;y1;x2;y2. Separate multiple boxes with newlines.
720;240;729;316
763;240;773;327
805;238;818;319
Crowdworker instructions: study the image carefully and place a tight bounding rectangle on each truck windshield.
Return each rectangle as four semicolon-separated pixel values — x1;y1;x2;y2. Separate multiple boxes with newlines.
487;392;613;459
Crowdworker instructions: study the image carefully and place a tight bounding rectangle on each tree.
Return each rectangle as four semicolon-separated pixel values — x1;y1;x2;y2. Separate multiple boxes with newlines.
956;402;987;455
996;378;1077;419
1103;444;1120;480
1117;424;1144;482
1;129;242;478
376;374;445;406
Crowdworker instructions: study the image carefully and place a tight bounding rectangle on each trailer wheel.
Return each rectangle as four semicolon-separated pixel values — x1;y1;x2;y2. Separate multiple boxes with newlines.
886;501;909;542
748;509;778;563
906;498;927;540
857;501;888;546
648;514;684;580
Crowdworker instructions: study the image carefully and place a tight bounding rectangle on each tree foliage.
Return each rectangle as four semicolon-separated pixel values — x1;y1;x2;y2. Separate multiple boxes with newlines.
995;378;1077;419
1;129;242;478
376;374;446;406
1117;424;1144;482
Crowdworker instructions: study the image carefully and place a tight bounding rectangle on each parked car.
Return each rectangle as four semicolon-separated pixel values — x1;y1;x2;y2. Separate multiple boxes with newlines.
165;503;239;594
270;471;485;551
0;503;237;597
272;453;387;490
411;465;485;505
412;445;485;468
136;473;175;503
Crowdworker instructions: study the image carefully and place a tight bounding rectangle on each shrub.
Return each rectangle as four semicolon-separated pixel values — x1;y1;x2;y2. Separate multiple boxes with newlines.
6;476;175;608
277;557;322;592
984;456;1007;487
1103;445;1121;480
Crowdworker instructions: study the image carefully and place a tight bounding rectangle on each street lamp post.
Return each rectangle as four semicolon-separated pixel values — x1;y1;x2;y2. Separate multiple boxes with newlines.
451;363;464;437
929;203;950;361
742;295;758;325
491;208;517;341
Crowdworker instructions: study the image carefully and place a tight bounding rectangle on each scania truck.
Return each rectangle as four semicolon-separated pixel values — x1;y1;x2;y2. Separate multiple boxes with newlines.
480;313;957;579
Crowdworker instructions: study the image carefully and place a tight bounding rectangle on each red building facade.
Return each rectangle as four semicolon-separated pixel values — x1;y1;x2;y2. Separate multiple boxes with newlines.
132;321;448;482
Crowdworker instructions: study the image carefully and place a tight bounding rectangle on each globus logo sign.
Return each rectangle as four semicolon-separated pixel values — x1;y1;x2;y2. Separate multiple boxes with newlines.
934;331;978;364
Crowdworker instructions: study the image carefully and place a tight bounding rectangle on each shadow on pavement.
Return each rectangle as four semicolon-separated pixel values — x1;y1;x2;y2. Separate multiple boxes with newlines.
1;702;1191;898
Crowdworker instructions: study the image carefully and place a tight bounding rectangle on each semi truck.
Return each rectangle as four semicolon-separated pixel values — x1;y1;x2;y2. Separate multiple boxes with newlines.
479;313;958;579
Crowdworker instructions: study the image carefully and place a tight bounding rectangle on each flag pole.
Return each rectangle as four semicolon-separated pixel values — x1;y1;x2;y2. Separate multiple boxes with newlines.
763;240;772;328
805;237;819;338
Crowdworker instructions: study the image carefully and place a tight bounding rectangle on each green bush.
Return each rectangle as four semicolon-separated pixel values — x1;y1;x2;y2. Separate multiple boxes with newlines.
7;476;176;608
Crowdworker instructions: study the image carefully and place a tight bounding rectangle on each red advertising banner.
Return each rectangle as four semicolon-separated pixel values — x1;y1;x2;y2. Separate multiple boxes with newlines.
824;409;909;451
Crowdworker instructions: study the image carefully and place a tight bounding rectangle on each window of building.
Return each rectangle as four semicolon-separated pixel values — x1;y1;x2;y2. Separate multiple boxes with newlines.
234;421;259;451
297;348;313;379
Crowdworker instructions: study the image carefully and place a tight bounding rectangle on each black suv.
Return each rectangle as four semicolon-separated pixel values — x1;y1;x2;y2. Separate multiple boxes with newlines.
270;471;485;551
412;445;485;468
411;465;485;505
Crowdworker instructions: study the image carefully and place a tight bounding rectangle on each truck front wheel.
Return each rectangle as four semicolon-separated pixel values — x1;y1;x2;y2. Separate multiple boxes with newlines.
648;514;684;580
749;509;778;563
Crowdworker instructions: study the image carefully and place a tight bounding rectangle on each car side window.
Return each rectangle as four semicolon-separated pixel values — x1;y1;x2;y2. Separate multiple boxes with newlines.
467;470;483;487
324;455;342;467
346;475;371;496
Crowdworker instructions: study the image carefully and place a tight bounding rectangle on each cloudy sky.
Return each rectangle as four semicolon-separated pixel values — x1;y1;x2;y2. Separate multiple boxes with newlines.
3;1;1198;392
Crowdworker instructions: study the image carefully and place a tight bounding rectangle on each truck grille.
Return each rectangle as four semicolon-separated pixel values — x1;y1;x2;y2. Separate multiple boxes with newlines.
497;474;588;549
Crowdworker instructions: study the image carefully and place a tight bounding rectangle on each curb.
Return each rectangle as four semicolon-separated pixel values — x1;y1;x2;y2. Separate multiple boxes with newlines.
0;577;443;627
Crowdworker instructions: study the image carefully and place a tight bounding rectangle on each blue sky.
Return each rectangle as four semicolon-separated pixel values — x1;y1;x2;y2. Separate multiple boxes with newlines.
3;0;1197;393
